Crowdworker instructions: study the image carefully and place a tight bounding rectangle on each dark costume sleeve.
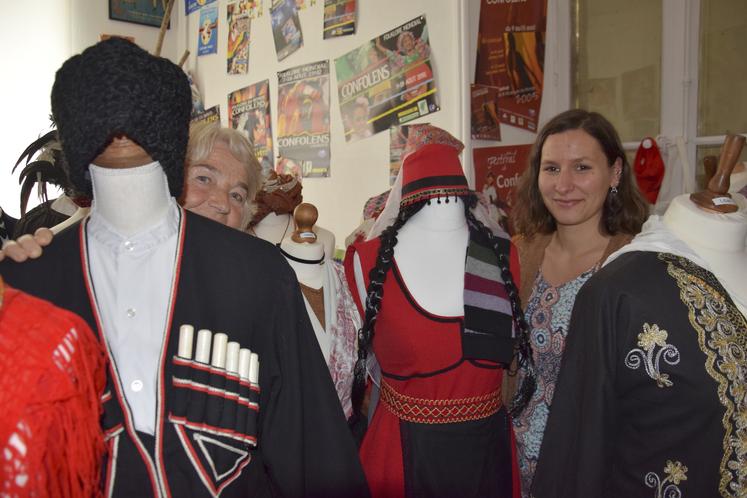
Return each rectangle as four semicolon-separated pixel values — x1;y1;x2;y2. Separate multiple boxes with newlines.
530;269;629;498
259;263;370;498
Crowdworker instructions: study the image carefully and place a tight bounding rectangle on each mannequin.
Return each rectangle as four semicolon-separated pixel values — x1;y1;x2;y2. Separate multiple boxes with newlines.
0;38;368;498
255;210;336;257
250;171;336;257
662;193;747;313
343;124;528;498
531;136;747;497
353;198;467;316
729;161;747;194
279;203;358;417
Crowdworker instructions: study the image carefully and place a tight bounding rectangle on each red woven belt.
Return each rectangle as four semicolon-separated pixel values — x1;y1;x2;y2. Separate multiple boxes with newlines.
379;380;502;424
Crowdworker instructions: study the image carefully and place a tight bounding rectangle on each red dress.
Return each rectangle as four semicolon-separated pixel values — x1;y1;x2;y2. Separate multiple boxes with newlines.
345;239;520;498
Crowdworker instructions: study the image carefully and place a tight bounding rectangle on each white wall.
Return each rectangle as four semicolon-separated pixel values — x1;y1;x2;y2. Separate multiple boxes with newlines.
70;0;184;59
186;0;568;247
0;1;72;219
1;0;184;220
187;0;466;247
1;0;567;243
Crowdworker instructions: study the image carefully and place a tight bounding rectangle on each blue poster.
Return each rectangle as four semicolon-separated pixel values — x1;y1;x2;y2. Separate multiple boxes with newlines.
185;0;217;16
198;4;219;56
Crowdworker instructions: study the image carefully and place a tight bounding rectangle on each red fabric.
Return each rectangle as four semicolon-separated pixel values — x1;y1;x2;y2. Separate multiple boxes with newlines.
633;138;665;204
352;238;519;498
0;284;106;498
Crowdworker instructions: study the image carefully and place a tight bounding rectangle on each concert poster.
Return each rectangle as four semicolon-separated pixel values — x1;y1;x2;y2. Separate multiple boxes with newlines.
473;144;532;234
277;60;331;178
334;15;439;143
227;80;274;176
474;0;547;132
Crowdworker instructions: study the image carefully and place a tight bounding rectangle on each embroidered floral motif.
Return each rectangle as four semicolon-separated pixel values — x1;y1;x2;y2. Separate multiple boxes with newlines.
645;460;688;498
661;253;747;497
625;323;681;387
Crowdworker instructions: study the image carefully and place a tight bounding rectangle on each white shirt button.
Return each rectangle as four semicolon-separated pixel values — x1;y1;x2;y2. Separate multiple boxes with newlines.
124;240;135;251
126;308;137;318
131;380;144;392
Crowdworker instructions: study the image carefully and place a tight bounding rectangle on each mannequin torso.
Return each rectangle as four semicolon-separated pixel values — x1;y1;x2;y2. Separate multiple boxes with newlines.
280;238;325;289
729;162;747;194
663;193;747;315
354;200;468;317
253;212;336;259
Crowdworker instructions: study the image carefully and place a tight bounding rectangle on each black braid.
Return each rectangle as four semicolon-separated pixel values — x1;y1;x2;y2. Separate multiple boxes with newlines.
349;201;425;427
463;194;536;418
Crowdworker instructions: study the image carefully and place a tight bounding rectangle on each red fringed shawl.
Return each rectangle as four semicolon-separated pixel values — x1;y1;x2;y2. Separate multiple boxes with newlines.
0;281;106;498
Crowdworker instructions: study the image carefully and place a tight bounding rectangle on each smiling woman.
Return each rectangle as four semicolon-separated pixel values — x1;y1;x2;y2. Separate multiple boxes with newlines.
182;122;263;230
508;109;648;497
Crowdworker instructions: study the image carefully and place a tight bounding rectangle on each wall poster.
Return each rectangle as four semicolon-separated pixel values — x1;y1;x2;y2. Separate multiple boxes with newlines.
323;0;356;39
474;0;547;132
185;0;217;16
191;105;221;126
270;0;303;61
277;60;331;178
471;84;502;141
473;144;532;234
334;15;439;143
227;0;251;74
388;124;420;185
198;4;219;56
228;80;274;176
110;0;170;27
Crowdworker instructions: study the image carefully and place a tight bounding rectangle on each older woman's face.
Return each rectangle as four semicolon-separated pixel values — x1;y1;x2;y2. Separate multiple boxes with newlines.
182;142;250;229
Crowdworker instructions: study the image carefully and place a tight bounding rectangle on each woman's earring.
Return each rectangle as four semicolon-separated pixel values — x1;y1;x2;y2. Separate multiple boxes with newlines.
610;186;619;194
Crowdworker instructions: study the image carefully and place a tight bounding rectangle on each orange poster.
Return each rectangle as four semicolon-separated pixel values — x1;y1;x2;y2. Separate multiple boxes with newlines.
474;0;547;132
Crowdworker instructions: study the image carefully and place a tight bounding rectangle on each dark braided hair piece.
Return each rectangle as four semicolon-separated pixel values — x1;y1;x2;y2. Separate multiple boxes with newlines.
349;201;425;427
462;193;536;418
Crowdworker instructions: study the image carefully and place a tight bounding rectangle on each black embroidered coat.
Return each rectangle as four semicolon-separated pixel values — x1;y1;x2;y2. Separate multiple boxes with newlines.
0;210;370;498
530;251;746;498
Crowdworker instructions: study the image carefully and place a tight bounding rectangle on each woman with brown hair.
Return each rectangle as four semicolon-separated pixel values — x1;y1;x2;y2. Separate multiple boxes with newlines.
510;109;648;496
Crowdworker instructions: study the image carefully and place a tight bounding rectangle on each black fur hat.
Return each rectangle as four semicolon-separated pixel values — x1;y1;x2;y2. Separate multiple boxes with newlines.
51;38;191;199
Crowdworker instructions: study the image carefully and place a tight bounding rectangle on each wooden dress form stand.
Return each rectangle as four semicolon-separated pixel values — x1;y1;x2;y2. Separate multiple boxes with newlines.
666;133;747;314
279;203;331;362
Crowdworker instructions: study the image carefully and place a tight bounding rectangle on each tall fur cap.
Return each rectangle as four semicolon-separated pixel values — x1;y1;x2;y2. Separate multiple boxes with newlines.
51;38;191;198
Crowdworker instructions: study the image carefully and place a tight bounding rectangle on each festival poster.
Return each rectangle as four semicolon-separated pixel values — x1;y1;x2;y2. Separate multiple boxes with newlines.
245;0;263;18
191;105;221;126
388;124;420;185
334;15;439;143
185;0;217;16
227;0;251;75
323;0;356;39
277;61;331;178
270;0;303;61
198;4;219;56
228;80;274;176
473;144;532;234
474;0;547;132
471;84;502;141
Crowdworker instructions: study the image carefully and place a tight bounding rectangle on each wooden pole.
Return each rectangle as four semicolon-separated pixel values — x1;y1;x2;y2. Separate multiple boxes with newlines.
178;50;190;68
154;0;176;57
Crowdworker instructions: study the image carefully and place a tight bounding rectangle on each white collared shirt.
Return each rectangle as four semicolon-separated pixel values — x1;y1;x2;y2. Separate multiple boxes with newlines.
87;199;180;434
